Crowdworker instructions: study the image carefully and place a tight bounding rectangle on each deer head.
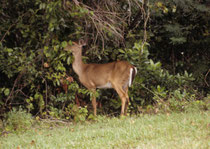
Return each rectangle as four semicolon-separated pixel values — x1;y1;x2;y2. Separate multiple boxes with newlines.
64;39;86;55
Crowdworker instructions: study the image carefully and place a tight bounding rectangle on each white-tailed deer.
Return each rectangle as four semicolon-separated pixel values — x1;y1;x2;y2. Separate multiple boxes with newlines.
64;40;137;116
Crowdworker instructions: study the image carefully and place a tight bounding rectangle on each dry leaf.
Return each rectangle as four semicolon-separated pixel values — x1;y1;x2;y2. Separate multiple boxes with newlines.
30;140;35;145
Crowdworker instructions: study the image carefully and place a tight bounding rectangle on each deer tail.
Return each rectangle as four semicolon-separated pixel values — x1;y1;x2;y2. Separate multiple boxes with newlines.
129;67;137;87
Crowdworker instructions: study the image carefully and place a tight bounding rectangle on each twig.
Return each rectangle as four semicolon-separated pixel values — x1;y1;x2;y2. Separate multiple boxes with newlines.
14;89;29;98
138;83;164;100
5;70;25;105
0;24;15;43
141;0;150;54
1;13;27;42
80;1;126;44
41;76;48;108
204;69;210;87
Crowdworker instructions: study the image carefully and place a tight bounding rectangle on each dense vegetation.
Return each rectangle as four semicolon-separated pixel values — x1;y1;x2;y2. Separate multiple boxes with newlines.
0;0;209;125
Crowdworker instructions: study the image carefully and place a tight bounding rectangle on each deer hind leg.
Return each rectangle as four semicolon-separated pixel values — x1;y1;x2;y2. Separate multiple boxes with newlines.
124;87;130;115
112;83;127;116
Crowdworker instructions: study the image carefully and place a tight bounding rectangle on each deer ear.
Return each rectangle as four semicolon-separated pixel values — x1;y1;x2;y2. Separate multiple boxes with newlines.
78;39;87;47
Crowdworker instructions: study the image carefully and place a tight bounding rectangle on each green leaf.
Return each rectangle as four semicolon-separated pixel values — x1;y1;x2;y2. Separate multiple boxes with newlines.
61;41;67;48
4;88;10;96
34;93;40;100
118;49;125;53
59;53;65;58
67;56;71;65
56;79;60;86
170;37;187;45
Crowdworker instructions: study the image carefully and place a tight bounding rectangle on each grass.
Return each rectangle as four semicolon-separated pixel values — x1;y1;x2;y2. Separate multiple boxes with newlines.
0;110;209;149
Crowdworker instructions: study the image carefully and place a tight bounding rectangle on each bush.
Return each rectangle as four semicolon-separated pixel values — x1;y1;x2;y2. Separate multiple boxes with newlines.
0;0;209;120
136;91;209;115
3;108;34;133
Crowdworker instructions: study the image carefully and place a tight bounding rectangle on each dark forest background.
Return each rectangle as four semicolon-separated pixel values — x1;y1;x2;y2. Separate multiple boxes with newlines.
0;0;209;121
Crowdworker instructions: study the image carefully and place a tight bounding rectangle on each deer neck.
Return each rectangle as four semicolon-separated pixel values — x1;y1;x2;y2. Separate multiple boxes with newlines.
72;50;85;76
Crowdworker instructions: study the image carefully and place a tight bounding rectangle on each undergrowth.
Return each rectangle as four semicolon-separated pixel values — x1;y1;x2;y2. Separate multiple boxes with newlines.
0;95;209;135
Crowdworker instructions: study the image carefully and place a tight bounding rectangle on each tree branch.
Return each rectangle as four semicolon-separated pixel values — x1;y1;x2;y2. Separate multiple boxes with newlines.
204;69;210;87
5;70;26;106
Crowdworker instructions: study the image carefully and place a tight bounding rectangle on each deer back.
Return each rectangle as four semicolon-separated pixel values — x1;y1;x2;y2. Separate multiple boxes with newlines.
79;61;134;89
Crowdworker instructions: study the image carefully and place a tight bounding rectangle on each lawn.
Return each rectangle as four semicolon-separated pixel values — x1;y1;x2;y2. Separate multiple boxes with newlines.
0;110;209;149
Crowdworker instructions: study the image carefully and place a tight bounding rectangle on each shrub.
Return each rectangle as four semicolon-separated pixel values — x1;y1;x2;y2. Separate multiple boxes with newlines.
66;104;88;123
3;108;34;133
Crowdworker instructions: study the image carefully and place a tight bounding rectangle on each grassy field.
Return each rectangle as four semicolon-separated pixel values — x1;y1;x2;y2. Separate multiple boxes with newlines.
0;110;209;149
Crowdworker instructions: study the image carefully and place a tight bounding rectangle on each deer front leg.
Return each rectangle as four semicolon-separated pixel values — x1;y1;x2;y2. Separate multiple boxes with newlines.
90;89;97;116
92;96;97;116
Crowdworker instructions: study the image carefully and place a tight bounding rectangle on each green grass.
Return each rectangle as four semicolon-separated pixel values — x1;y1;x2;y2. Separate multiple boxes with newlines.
0;111;209;149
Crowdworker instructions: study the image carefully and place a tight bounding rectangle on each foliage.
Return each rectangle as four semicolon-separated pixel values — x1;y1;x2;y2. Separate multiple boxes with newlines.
67;104;89;123
3;108;34;133
138;91;209;115
0;0;209;118
149;0;210;92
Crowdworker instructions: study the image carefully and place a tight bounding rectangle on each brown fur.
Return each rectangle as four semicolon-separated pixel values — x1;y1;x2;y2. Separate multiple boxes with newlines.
64;41;137;115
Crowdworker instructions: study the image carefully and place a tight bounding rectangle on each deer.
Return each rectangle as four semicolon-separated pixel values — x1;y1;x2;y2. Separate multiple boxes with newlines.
64;40;137;116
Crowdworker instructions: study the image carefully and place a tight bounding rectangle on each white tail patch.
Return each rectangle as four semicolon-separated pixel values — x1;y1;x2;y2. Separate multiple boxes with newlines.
128;67;137;87
129;68;133;87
